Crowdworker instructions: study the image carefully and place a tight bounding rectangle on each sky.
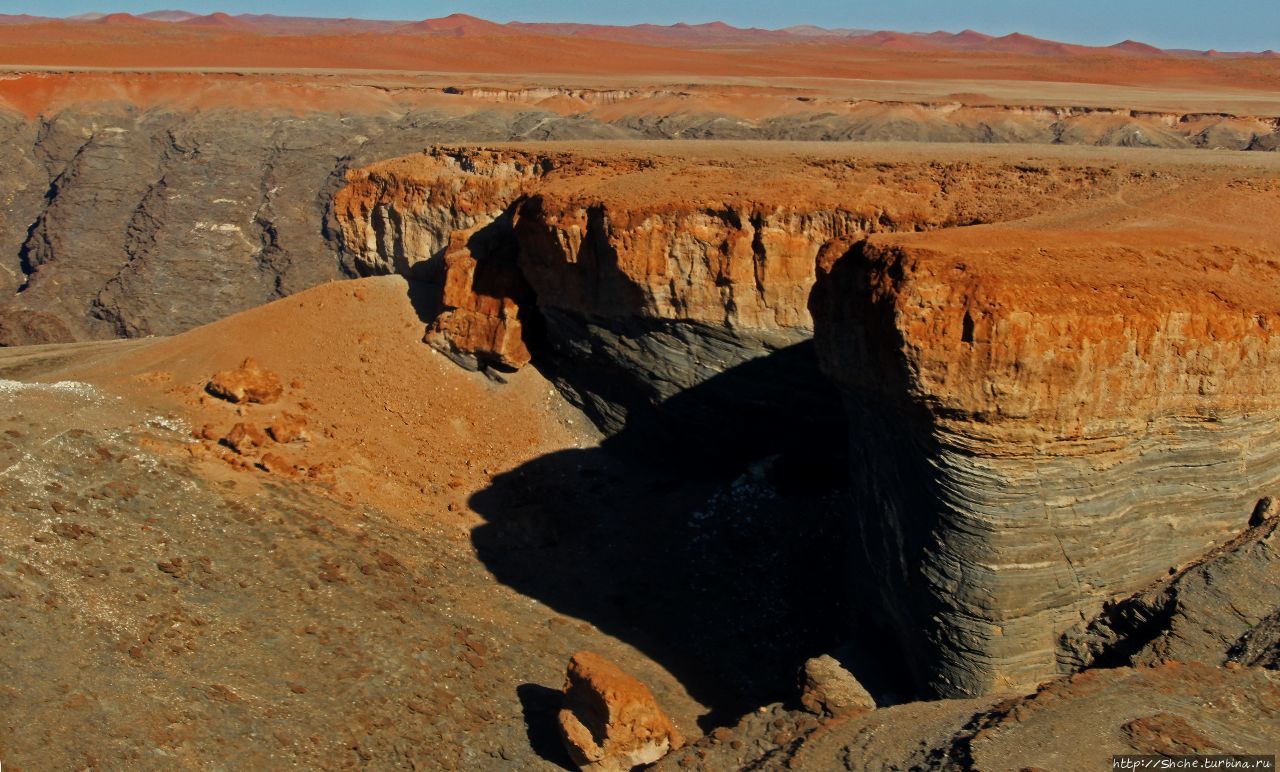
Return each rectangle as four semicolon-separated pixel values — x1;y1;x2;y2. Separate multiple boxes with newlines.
3;0;1278;51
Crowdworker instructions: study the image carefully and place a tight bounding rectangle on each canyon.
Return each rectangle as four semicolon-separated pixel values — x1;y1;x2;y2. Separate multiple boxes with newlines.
331;143;1280;698
0;11;1278;771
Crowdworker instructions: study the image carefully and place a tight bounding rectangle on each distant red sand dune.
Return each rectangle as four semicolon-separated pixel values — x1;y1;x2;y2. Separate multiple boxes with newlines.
0;11;1274;57
179;12;257;31
96;12;161;26
509;20;791;46
396;13;514;37
0;11;1276;96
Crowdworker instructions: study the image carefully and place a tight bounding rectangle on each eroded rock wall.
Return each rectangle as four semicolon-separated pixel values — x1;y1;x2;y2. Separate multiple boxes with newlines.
4;99;1275;344
335;147;1121;452
811;220;1280;695
0;108;635;345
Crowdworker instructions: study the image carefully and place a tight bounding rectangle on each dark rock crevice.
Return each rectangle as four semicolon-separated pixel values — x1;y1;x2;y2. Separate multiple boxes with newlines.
469;342;861;727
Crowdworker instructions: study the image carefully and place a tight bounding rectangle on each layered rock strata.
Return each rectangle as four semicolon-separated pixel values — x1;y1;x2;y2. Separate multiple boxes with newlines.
340;146;1280;697
4;83;1280;343
810;193;1280;695
0;107;637;345
335;146;1125;461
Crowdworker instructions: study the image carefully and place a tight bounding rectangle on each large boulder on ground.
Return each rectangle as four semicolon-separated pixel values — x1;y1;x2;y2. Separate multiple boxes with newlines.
557;651;683;771
206;357;283;404
800;654;876;717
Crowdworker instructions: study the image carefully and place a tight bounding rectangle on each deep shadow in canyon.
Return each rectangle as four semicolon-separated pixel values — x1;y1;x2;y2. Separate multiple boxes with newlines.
465;334;917;735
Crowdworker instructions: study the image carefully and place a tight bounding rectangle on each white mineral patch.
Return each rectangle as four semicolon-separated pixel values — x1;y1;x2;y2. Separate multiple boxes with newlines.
0;379;102;400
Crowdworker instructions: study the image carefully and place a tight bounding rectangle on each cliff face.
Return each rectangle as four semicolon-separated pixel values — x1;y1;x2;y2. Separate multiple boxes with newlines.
335;146;1122;442
335;145;1280;697
810;184;1280;695
0;107;643;346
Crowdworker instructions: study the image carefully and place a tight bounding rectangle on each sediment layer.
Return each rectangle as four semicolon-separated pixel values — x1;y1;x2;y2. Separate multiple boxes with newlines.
335;146;1127;444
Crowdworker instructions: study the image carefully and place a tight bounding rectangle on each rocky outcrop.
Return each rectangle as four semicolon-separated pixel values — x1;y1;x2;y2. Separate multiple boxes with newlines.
658;660;1280;770
1231;612;1280;669
207;357;283;404
1060;509;1280;670
0;107;640;346
3;97;1275;344
557;651;683;771
954;664;1280;769
332;148;546;370
810;198;1280;695
799;654;876;717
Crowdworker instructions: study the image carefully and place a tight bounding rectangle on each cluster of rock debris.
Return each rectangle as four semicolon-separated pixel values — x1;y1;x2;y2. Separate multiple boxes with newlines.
547;496;1277;770
190;358;328;480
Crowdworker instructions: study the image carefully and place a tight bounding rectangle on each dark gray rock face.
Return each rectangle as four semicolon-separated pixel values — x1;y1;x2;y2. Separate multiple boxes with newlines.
1230;611;1280;669
0;113;43;298
0;107;637;345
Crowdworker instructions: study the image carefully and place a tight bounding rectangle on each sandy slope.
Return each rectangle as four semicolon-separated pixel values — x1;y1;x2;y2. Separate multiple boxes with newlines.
51;275;596;530
0;277;708;769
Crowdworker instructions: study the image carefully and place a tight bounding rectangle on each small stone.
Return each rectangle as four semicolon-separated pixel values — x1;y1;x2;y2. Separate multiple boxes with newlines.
267;412;309;444
799;655;876;717
222;422;268;455
52;522;96;540
156;557;188;578
307;463;335;482
259;453;300;477
1250;496;1278;527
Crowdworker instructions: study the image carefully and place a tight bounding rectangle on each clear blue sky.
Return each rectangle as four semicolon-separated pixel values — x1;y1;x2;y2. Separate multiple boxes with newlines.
4;0;1278;51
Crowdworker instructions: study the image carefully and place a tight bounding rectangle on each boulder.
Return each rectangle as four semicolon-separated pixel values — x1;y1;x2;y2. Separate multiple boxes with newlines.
557;651;682;771
799;655;875;717
221;422;268;455
258;452;300;477
207;358;283;404
267;412;309;443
